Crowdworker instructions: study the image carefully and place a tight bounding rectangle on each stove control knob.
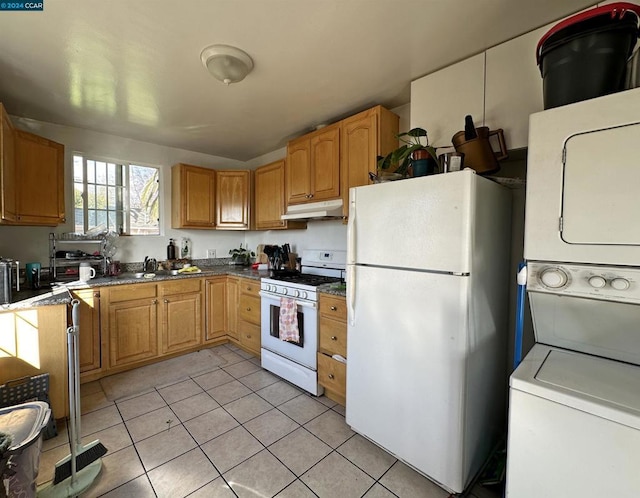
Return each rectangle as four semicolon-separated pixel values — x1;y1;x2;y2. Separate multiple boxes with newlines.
611;278;630;291
294;290;300;298
301;291;308;299
540;268;568;288
588;276;606;289
281;288;288;295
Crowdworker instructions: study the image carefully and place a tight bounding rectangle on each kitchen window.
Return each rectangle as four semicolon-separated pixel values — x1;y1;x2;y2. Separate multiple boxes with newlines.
73;154;160;235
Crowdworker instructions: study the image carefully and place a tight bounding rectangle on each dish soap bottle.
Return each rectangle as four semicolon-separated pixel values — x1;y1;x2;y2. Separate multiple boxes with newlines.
167;238;176;260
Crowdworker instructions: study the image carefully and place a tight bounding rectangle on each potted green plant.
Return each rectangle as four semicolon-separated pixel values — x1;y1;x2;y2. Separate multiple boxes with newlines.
229;244;255;266
377;127;438;178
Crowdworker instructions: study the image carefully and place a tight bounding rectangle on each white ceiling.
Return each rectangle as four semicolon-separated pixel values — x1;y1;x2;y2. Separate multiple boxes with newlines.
0;0;598;161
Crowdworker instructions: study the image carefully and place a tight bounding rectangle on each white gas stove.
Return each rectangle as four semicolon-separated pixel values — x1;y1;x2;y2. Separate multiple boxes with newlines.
260;249;345;395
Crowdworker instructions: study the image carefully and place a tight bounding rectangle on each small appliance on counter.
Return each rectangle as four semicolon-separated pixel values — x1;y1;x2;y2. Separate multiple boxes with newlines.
0;257;20;304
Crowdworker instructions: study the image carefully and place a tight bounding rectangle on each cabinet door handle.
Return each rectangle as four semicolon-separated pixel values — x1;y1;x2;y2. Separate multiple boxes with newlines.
330;306;337;311
246;307;251;311
151;299;158;304
94;292;100;298
331;336;337;341
328;374;335;379
246;334;251;339
164;299;170;304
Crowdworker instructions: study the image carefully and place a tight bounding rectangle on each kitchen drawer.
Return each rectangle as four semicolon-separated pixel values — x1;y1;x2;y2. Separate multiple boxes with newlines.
319;316;347;357
317;352;346;399
238;321;261;353
160;278;202;296
319;294;347;322
238;278;260;296
108;283;156;303
239;293;260;325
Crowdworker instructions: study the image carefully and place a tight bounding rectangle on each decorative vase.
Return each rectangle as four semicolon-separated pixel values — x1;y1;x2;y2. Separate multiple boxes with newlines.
411;158;438;177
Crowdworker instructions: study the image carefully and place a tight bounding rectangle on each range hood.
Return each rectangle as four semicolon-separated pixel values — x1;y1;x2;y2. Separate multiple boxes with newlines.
281;199;344;220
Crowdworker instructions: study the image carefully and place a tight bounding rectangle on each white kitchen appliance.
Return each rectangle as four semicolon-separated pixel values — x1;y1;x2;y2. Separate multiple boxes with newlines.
260;249;345;395
346;170;512;494
506;87;640;498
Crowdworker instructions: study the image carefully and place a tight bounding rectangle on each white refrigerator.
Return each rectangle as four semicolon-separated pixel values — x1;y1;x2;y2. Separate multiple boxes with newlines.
346;170;511;494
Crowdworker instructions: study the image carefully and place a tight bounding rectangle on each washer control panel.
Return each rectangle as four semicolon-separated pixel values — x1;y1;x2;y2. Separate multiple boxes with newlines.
527;261;640;303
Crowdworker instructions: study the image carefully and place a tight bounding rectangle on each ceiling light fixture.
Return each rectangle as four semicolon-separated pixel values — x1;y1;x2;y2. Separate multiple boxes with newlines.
200;44;254;85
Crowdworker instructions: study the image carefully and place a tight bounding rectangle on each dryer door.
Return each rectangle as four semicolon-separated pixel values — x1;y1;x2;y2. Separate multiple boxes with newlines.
562;122;640;246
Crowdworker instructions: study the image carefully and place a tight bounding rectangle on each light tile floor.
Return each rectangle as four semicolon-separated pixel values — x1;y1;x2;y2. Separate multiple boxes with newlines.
37;344;503;498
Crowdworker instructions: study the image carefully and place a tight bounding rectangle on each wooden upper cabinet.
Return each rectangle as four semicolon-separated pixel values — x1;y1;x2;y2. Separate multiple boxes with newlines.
255;160;286;229
14;130;65;225
216;170;252;230
340;106;399;216
254;159;306;230
171;163;216;229
311;123;341;201
341;105;399;190
286;137;312;204
286;122;340;205
0;103;16;223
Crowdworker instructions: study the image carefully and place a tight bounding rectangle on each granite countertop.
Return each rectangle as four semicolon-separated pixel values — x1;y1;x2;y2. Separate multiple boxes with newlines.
317;282;347;297
2;285;73;311
3;265;345;310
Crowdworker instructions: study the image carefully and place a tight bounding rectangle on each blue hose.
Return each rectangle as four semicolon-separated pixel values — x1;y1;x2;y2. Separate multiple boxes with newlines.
513;261;527;370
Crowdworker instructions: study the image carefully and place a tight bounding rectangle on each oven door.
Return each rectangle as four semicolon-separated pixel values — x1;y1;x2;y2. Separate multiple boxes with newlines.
259;290;318;369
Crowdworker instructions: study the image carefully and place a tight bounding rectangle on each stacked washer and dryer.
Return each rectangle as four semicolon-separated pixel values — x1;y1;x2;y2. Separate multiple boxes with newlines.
505;87;640;496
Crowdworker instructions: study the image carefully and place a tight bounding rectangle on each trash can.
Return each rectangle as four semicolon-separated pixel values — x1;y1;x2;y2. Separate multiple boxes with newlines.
0;374;57;440
0;401;51;498
536;2;640;109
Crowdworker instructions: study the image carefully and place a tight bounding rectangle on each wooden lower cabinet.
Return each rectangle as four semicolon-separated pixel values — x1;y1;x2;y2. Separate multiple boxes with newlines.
94;275;261;378
317;353;346;405
72;289;101;375
108;296;159;368
238;321;261;355
318;294;347;405
205;277;227;342
236;277;261;355
0;304;68;418
226;277;239;340
160;278;203;354
105;279;205;369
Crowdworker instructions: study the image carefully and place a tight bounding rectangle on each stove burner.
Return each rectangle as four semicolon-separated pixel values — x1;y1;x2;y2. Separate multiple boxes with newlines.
269;273;342;287
269;268;301;279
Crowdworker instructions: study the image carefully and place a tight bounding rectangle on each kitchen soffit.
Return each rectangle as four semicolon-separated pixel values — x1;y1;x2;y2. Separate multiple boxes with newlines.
0;0;598;161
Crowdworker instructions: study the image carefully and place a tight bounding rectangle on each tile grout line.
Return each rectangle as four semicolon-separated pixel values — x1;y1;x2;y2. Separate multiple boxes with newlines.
71;346;413;498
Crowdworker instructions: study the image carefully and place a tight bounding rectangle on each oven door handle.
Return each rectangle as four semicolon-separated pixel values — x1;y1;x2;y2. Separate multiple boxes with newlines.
259;291;317;309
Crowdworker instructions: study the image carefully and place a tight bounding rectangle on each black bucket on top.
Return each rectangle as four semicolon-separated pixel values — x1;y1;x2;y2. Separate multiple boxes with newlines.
537;2;640;109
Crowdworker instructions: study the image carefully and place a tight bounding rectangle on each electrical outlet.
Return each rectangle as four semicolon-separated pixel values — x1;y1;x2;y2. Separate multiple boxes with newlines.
207;249;216;258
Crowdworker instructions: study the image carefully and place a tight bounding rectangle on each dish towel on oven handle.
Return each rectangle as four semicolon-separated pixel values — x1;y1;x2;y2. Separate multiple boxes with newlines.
279;297;300;343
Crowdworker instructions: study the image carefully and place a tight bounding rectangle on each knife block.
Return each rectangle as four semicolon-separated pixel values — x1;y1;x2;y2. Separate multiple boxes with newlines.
287;252;298;269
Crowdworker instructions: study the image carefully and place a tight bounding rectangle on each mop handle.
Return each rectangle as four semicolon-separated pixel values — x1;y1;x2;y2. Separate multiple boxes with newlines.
67;299;81;482
513;263;527;370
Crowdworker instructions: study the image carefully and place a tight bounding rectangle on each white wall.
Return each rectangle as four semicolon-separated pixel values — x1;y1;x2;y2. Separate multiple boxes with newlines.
1;117;248;265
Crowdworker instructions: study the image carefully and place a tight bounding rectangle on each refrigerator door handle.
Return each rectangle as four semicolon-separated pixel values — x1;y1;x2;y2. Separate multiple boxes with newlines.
347;264;356;326
347;190;356;264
